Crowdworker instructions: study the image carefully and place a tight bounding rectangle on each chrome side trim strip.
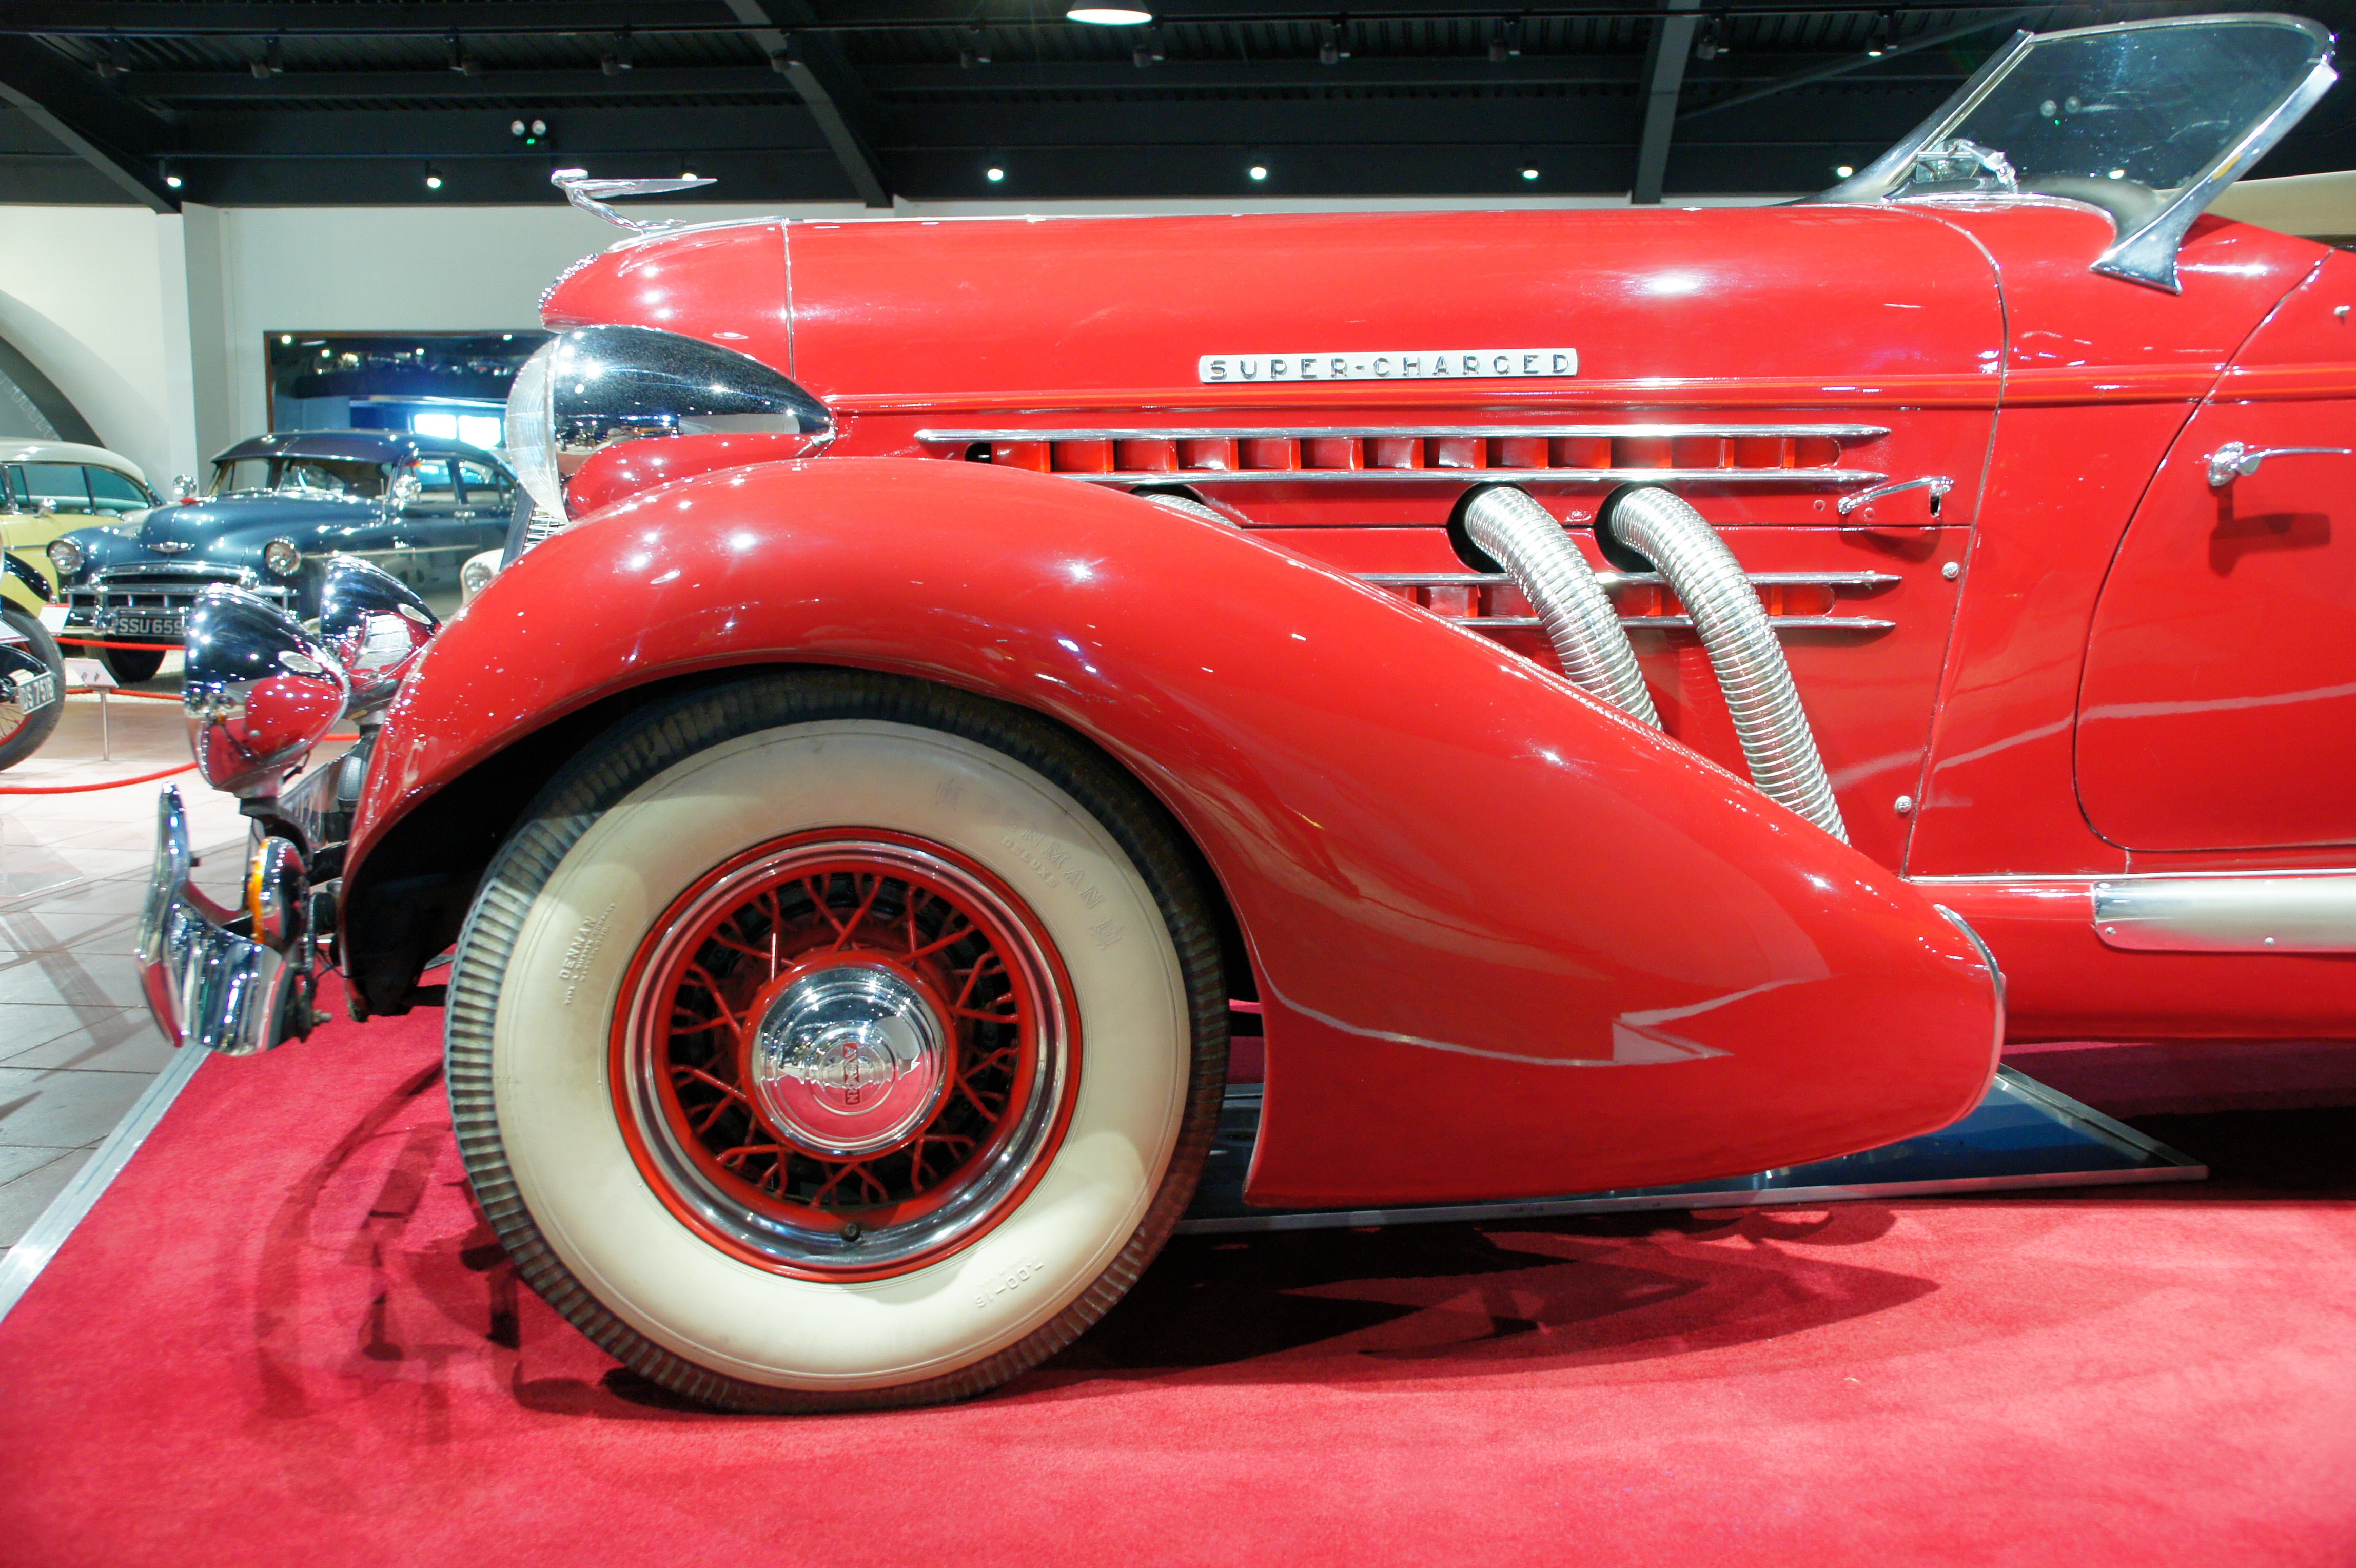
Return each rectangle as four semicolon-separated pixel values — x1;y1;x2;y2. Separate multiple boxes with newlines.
1361;571;1903;591
2092;873;2356;953
918;423;1891;443
1064;466;1885;488
0;1037;210;1327
1465;614;1896;632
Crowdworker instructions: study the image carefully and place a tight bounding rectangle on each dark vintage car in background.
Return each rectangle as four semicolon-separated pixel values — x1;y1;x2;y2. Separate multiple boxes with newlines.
47;429;516;681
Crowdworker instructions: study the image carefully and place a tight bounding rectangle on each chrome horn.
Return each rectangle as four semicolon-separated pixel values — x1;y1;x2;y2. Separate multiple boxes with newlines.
317;555;438;720
183;586;350;801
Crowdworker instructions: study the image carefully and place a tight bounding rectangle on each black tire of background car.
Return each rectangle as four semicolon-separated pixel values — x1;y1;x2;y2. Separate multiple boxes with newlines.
442;668;1230;1412
0;607;66;771
97;645;166;684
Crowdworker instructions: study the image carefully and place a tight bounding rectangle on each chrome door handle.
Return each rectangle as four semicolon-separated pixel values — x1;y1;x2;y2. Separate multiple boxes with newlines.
2206;441;2351;488
453;509;475;519
1837;475;1953;517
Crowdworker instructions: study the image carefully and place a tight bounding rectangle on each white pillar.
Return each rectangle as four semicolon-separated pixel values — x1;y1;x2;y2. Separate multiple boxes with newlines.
153;202;230;488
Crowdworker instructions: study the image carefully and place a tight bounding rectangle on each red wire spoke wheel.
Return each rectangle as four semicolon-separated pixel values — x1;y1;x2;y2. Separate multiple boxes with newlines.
613;832;1080;1279
444;671;1227;1411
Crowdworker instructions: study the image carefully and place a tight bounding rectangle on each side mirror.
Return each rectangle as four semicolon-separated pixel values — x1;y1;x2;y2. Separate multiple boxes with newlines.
391;473;422;508
317;554;438;719
170;475;197;504
183;586;350;801
35;497;55;517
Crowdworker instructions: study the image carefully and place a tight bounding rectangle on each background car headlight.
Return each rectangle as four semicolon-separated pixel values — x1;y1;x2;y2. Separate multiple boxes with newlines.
460;549;499;603
263;538;302;577
45;537;83;579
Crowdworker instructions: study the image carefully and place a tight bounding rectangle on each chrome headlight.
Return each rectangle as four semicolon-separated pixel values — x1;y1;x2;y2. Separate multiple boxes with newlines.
263;538;302;577
504;324;832;530
46;536;84;579
318;555;438;719
459;549;500;604
183;586;351;801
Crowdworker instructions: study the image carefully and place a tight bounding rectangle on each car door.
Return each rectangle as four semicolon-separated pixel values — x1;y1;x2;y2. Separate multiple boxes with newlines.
453;457;516;563
2075;251;2356;852
386;455;469;612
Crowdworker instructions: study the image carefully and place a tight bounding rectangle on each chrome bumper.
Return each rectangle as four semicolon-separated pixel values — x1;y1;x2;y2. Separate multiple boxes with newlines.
136;787;302;1056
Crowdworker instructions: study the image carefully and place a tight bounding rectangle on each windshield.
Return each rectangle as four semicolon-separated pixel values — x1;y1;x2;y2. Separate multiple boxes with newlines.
1824;15;2333;290
210;455;389;498
1940;23;2324;196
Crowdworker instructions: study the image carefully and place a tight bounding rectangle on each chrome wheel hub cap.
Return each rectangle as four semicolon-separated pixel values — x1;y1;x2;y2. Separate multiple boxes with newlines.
750;963;949;1157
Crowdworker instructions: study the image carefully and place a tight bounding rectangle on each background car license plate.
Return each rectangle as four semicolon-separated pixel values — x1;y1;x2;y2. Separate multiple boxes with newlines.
115;614;183;638
14;673;56;711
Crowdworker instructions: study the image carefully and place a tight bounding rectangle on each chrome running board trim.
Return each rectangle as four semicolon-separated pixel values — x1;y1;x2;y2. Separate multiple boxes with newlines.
2092;873;2356;953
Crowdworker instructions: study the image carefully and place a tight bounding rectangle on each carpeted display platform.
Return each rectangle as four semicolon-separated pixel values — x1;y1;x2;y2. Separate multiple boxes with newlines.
3;1006;2354;1567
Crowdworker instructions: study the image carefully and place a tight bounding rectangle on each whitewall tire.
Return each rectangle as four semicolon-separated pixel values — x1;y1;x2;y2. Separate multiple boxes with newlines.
445;671;1228;1410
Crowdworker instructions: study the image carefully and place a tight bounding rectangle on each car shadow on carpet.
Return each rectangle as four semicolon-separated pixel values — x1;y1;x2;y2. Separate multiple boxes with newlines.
1023;1204;1934;1390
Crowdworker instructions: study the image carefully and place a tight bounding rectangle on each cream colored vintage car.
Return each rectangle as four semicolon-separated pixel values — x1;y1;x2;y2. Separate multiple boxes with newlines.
1;439;162;615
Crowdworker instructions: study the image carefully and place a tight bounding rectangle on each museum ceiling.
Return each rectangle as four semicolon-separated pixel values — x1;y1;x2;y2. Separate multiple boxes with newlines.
2;1;2352;208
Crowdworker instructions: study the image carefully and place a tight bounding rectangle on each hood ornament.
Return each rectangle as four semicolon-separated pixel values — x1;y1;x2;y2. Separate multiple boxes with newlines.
552;168;717;233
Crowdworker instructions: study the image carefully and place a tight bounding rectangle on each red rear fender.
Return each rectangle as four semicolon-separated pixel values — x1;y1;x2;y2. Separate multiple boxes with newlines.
353;457;1999;1205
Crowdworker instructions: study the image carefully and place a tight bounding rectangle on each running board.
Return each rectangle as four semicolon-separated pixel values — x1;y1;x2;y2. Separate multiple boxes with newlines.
1176;1067;2204;1236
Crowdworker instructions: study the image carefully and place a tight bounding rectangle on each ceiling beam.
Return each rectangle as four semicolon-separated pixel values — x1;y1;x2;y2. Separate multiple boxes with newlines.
1630;0;1698;204
722;0;891;207
0;36;176;208
0;1;2091;37
115;53;1992;103
1677;6;2035;122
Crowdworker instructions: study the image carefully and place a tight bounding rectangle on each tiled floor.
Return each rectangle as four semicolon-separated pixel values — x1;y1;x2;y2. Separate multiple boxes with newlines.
1;661;248;1264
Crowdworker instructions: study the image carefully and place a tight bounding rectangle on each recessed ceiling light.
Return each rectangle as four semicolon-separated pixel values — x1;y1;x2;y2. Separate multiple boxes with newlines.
1249;164;1268;181
280;334;293;344
1067;7;1153;23
425;164;443;189
1834;165;1855;179
986;166;1006;182
1522;167;1540;180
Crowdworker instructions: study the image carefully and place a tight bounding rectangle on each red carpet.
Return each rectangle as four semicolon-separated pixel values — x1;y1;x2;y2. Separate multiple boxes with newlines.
4;1005;2355;1567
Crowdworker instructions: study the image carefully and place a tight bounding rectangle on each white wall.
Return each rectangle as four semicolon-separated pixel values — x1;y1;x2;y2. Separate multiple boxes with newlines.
0;205;184;482
0;187;1778;477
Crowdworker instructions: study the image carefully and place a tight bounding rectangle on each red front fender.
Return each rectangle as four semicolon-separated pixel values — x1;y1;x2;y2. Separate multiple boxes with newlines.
353;457;1998;1206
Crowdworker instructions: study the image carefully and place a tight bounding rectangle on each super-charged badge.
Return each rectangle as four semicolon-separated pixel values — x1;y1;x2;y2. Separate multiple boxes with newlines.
1200;348;1577;384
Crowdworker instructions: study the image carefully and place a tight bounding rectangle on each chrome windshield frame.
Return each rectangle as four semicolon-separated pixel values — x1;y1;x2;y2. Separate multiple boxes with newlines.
1807;13;2338;292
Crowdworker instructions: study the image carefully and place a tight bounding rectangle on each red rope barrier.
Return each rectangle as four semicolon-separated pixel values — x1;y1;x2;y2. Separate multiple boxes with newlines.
55;638;184;652
0;761;196;795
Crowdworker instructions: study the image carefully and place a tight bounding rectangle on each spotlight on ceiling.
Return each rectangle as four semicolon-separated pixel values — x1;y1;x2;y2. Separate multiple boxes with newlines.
986;166;1006;182
1522;167;1540;181
1834;164;1855;179
424;165;444;190
1068;7;1154;23
1865;11;1893;56
1249;164;1269;181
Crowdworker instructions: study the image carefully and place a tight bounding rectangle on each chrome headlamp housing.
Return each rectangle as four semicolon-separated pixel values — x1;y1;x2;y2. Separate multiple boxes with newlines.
262;538;302;577
183;586;350;801
318;554;438;720
503;324;833;531
46;536;84;580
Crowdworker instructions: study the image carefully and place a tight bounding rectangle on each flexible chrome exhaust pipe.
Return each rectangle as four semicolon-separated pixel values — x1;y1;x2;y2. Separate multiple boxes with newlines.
1462;485;1661;728
1604;485;1848;841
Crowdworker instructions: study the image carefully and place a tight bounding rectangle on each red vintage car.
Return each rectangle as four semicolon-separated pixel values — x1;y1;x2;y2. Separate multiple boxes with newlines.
143;13;2344;1409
